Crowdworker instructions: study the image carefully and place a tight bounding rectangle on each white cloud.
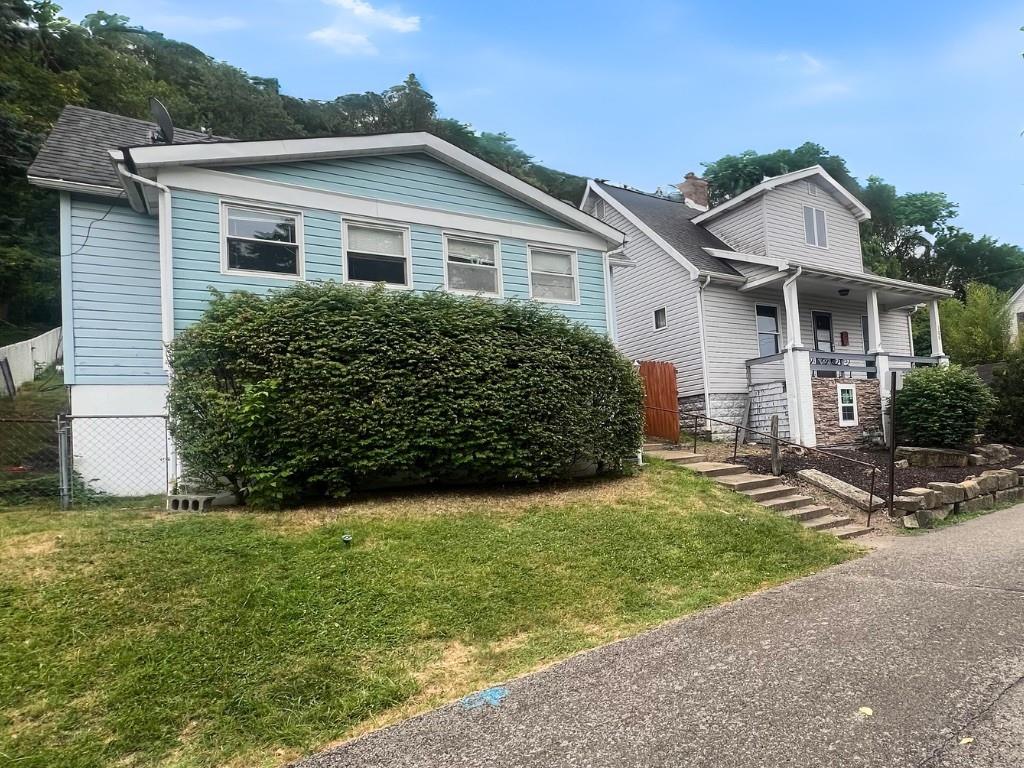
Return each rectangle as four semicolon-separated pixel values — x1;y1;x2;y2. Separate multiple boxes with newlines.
771;50;855;104
309;0;420;55
150;14;247;33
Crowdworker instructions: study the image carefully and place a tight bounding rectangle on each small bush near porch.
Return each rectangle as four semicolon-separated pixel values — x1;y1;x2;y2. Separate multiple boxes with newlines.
0;462;855;768
168;284;643;508
894;364;995;448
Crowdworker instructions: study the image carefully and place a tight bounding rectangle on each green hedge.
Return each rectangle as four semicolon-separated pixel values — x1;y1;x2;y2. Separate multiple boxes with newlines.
167;284;644;507
893;364;995;448
987;347;1024;444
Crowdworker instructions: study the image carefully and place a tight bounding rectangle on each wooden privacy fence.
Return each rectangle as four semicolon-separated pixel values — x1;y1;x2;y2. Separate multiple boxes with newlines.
637;360;679;444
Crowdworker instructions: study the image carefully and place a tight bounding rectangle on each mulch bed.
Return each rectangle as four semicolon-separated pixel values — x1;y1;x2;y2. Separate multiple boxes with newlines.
737;446;1024;499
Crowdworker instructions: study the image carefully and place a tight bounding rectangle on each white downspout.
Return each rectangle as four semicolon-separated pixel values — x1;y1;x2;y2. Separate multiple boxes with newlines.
114;162;178;493
115;163;174;369
695;274;713;431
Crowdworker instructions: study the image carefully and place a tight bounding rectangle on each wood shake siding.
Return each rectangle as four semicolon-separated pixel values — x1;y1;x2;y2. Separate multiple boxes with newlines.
589;199;704;396
704;196;766;255
764;179;864;272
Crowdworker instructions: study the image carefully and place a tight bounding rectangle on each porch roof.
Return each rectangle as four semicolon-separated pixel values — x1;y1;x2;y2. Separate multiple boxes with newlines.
793;264;954;308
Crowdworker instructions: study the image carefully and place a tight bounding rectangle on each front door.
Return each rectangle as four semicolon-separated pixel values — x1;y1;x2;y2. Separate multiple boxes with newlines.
813;312;835;378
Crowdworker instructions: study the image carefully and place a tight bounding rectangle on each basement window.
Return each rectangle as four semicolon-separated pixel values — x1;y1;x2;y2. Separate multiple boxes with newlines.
837;384;858;426
653;307;667;329
803;205;828;248
223;204;302;277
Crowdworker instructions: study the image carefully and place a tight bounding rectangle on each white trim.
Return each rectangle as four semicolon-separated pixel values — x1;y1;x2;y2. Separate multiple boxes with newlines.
694;165;871;224
59;192;76;384
653;306;668;331
158;166;610;251
527;244;579;305
585;180;700;279
27;175;125;198
837;383;859;426
113;132;623;245
696;275;713;420
806;181;817;196
754;303;782;355
442;231;502;298
603;252;618;342
803;205;829;249
739;271;789;293
704;248;788;270
342;218;413;290
219;201;305;281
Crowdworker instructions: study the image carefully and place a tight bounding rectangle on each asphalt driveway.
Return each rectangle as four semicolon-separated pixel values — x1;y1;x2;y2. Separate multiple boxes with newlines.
295;506;1024;768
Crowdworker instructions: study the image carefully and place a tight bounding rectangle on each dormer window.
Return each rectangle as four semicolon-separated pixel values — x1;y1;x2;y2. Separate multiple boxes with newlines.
803;206;828;248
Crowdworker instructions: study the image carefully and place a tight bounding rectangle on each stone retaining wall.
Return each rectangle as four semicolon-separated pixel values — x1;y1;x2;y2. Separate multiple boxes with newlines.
896;466;1024;527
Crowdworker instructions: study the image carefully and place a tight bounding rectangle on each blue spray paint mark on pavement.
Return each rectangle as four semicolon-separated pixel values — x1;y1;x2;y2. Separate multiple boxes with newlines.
460;686;509;710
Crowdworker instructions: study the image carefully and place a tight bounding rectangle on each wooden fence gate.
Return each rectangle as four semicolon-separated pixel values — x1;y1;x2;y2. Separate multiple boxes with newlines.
637;360;679;444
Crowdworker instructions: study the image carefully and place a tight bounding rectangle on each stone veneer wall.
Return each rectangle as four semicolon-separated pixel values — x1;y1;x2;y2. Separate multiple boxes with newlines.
811;378;883;446
749;382;790;442
678;393;750;440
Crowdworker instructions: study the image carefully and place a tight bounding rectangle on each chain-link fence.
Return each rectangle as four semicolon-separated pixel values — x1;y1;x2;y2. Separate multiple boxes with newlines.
0;418;62;505
0;415;171;507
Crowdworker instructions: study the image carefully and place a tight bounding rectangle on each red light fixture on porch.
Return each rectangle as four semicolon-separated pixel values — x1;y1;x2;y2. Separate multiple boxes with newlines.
840;331;849;346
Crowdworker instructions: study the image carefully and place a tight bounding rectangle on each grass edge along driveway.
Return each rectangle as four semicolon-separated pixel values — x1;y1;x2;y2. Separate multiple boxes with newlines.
0;460;859;768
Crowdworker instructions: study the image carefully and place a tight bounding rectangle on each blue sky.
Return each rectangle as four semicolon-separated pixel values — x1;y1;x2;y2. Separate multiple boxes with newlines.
60;0;1024;244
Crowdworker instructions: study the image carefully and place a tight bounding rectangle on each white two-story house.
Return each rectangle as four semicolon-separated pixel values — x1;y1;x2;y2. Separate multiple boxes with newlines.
582;166;954;447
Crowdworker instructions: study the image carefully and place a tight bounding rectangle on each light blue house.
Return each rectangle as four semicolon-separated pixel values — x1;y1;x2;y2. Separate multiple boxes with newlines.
28;106;626;491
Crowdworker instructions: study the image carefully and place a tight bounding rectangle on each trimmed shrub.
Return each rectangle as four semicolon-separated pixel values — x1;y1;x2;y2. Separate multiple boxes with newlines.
987;347;1024;445
893;364;995;448
167;283;644;507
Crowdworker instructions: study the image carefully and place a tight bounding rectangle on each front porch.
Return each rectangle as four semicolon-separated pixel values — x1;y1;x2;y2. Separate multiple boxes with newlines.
742;267;949;447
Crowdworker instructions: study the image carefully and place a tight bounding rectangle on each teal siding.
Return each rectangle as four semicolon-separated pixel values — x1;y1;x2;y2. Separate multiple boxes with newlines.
171;190;607;334
69;197;166;384
218;153;570;229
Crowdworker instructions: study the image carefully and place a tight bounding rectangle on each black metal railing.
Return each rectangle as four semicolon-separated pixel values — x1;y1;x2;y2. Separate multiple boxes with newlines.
685;412;884;527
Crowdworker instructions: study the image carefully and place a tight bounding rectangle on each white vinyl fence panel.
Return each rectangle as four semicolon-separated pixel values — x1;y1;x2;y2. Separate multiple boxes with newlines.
0;328;62;394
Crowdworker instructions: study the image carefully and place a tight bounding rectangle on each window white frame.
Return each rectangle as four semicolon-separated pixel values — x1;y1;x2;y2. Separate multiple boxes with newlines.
837;383;859;426
527;244;579;305
754;303;781;357
442;232;502;298
653;307;667;330
806;181;817;196
220;200;304;280
803;205;828;248
342;218;413;289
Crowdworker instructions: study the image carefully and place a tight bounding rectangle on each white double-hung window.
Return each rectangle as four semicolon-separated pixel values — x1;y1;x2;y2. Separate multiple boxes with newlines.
223;204;302;277
344;222;410;287
528;246;577;303
803;206;828;248
837;384;858;426
445;235;500;296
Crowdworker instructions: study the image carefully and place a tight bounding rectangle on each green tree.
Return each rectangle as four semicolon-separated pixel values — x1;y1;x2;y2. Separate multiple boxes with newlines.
939;282;1012;365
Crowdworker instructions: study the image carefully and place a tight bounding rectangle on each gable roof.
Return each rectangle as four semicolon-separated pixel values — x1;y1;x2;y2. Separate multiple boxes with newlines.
692;165;871;225
27;105;223;194
589;182;740;277
111;132;623;245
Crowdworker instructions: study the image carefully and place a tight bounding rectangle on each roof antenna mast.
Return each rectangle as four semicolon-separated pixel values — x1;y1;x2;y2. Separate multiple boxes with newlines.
149;98;175;145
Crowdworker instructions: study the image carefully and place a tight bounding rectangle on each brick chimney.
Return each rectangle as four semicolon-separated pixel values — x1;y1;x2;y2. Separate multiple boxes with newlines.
675;172;710;211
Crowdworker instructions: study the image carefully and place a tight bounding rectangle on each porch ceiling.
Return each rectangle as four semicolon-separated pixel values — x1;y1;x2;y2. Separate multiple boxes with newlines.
786;266;952;310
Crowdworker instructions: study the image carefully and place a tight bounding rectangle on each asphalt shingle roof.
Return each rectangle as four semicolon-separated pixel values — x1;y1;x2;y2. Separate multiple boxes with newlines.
597;182;740;276
28;105;225;189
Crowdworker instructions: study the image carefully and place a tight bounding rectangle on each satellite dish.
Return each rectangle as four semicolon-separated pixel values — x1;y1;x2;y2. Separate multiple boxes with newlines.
149;98;175;144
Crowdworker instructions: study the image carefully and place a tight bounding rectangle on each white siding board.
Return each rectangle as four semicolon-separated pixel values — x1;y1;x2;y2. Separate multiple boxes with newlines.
764;180;864;272
704;197;765;255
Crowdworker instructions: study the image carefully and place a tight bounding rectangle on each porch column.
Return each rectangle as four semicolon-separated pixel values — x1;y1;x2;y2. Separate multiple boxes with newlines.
928;299;948;364
782;275;803;349
781;273;815;446
867;289;892;444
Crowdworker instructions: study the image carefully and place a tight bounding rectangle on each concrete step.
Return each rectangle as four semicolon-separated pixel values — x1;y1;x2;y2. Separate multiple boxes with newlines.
832;524;874;540
686;462;748;478
760;494;816;512
802;513;853;532
643;442;676;451
717;474;784;492
646;450;706;465
778;504;833;522
743;485;798;503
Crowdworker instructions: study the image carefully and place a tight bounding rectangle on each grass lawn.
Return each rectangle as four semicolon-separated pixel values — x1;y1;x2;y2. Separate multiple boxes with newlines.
0;461;859;767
